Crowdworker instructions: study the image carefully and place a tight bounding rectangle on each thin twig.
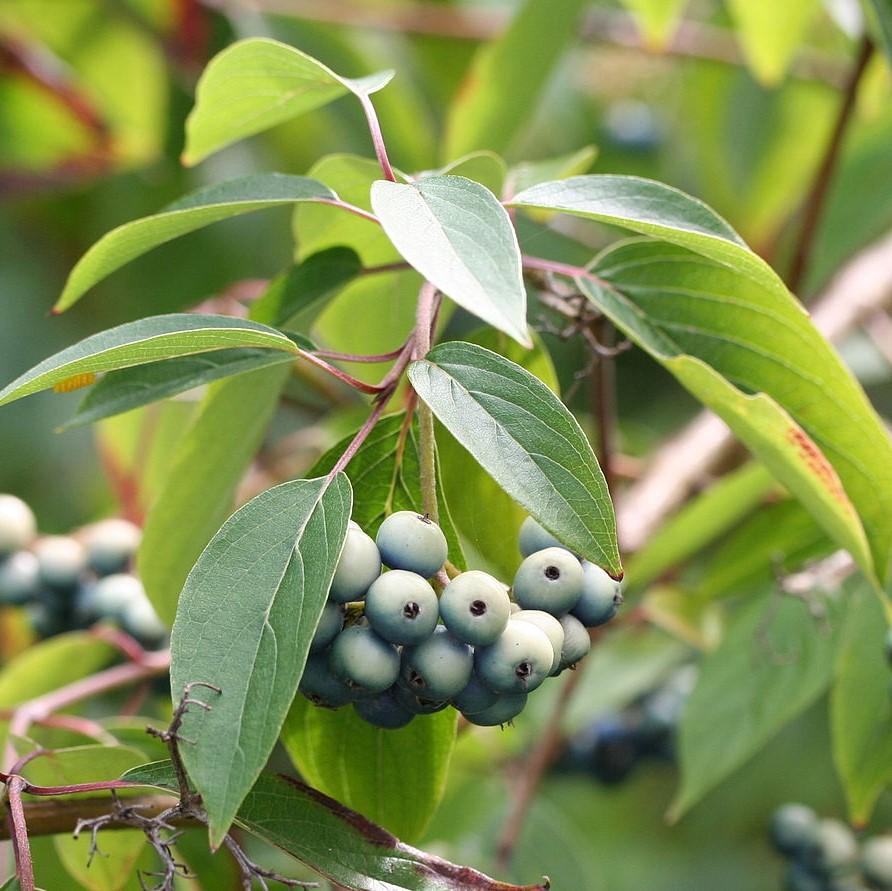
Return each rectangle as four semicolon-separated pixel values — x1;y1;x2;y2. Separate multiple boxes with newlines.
786;37;874;293
6;775;35;891
412;283;440;521
357;92;397;183
316;197;380;225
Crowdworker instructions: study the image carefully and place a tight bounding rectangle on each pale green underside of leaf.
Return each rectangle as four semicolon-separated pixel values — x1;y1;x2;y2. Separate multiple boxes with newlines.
183;37;393;165
579;237;892;583
138;364;291;627
831;583;892;823
123;761;548;891
55;174;336;311
444;0;591;159
282;698;457;843
170;475;352;847
408;341;621;578
0;313;298;408
670;593;845;820
372;176;529;346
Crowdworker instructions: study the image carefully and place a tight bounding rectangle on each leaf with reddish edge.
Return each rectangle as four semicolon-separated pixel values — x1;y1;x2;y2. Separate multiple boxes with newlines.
123;761;551;891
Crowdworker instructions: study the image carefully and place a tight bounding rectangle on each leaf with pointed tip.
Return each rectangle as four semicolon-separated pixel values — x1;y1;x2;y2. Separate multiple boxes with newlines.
408;341;620;578
580;239;889;583
0;314;299;408
123;761;550;891
865;0;892;66
170;475;352;847
183;38;393;165
54;174;336;311
372;176;529;346
618;0;687;48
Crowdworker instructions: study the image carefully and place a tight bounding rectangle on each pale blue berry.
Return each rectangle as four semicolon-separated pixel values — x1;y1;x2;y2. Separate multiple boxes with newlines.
330;624;400;694
464;692;528;727
439;571;510;646
862;836;892;889
572;562;622;627
376;511;447;578
83;519;141;576
310;601;345;653
401;627;473;700
518;516;564;557
0;551;40;605
329;526;381;603
452;673;499;715
475;620;554;694
354;687;414;729
557;614;590;671
34;536;86;589
0;496;36;557
364;570;439;645
513;548;583;616
300;653;354;708
512;609;564;675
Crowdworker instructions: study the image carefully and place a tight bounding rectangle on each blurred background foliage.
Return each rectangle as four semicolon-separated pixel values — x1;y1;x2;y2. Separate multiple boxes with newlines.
2;1;892;888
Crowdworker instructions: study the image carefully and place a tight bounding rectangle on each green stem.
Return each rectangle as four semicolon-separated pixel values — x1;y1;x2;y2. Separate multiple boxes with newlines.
413;283;439;522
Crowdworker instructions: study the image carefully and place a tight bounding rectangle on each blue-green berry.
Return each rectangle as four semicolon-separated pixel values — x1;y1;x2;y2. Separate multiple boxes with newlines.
572;562;623;627
475;620;555;694
364;570;439;645
81;573;145;623
862;836;892;889
557;614;590;671
784;863;827;891
803;819;858;876
300;653;354;708
0;551;40;605
0;496;36;557
34;536;86;589
452;674;499;715
329;526;381;603
439;571;510;646
394;684;448;715
310;601;345;653
330;624;400;694
513;548;583;616
401;627;473;700
376;511;447;578
464;692;528;727
25;602;67;639
518;516;565;557
354;688;414;729
770;803;818;857
83;519;141;576
512;609;564;675
120;595;167;647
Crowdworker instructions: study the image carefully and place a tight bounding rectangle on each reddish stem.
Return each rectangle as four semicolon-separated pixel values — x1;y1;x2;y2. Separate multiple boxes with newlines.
297;349;388;394
358;92;397;182
325;398;392;482
361;261;411;276
317;197;380;224
0;775;140;797
7;776;34;891
311;342;409;363
521;253;604;283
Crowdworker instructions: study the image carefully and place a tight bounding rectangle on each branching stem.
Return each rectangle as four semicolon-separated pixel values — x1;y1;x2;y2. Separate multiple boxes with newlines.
357;92;397;182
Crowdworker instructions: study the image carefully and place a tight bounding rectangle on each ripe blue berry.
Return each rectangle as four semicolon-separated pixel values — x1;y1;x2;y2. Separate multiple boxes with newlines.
862;836;892;889
83;519;141;576
376;511;447;578
0;551;40;605
439;571;510;646
770;803;818;857
784;863;827;891
364;570;439;645
329;525;381;603
512;610;564;675
354;687;414;729
475;620;555;694
557;614;590;671
330;624;400;694
300;653;354;708
394;684;448;715
34;536;86;589
310;601;345;653
802;819;858;876
572;562;623;627
452;673;499;715
464;692;528;727
513;548;583;616
518;516;564;557
0;496;36;557
81;573;145;622
121;595;167;646
25;602;66;639
401;627;473;700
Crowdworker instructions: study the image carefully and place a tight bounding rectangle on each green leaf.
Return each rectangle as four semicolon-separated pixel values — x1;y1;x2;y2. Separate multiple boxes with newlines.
170;474;352;847
371;176;529;346
430;150;508;196
62;349;297;429
55;832;145;891
625;463;776;594
436;328;559;580
138;364;291;627
507;146;597;196
0;314;299;408
580;239;885;583
123;761;550;891
250;247;363;329
408;341;621;578
831;583;892;823
282;698;456;842
0;878;20;890
444;0;590;159
309;412;466;571
618;0;687;48
22;744;146;793
864;0;892;66
54;174;336;311
670;592;845;819
183;37;393;166
727;0;820;86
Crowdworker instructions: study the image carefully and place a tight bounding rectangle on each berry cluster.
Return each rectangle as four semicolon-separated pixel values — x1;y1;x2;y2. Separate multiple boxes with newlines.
558;664;696;783
771;804;892;890
301;511;623;729
0;494;165;648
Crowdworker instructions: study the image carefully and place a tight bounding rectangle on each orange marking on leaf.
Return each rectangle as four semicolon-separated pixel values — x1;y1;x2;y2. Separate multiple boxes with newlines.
53;372;97;393
784;426;852;510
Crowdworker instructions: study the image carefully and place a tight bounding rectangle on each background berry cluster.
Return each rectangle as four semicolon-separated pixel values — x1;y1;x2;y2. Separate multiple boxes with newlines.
771;804;892;890
301;510;624;729
0;493;166;649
